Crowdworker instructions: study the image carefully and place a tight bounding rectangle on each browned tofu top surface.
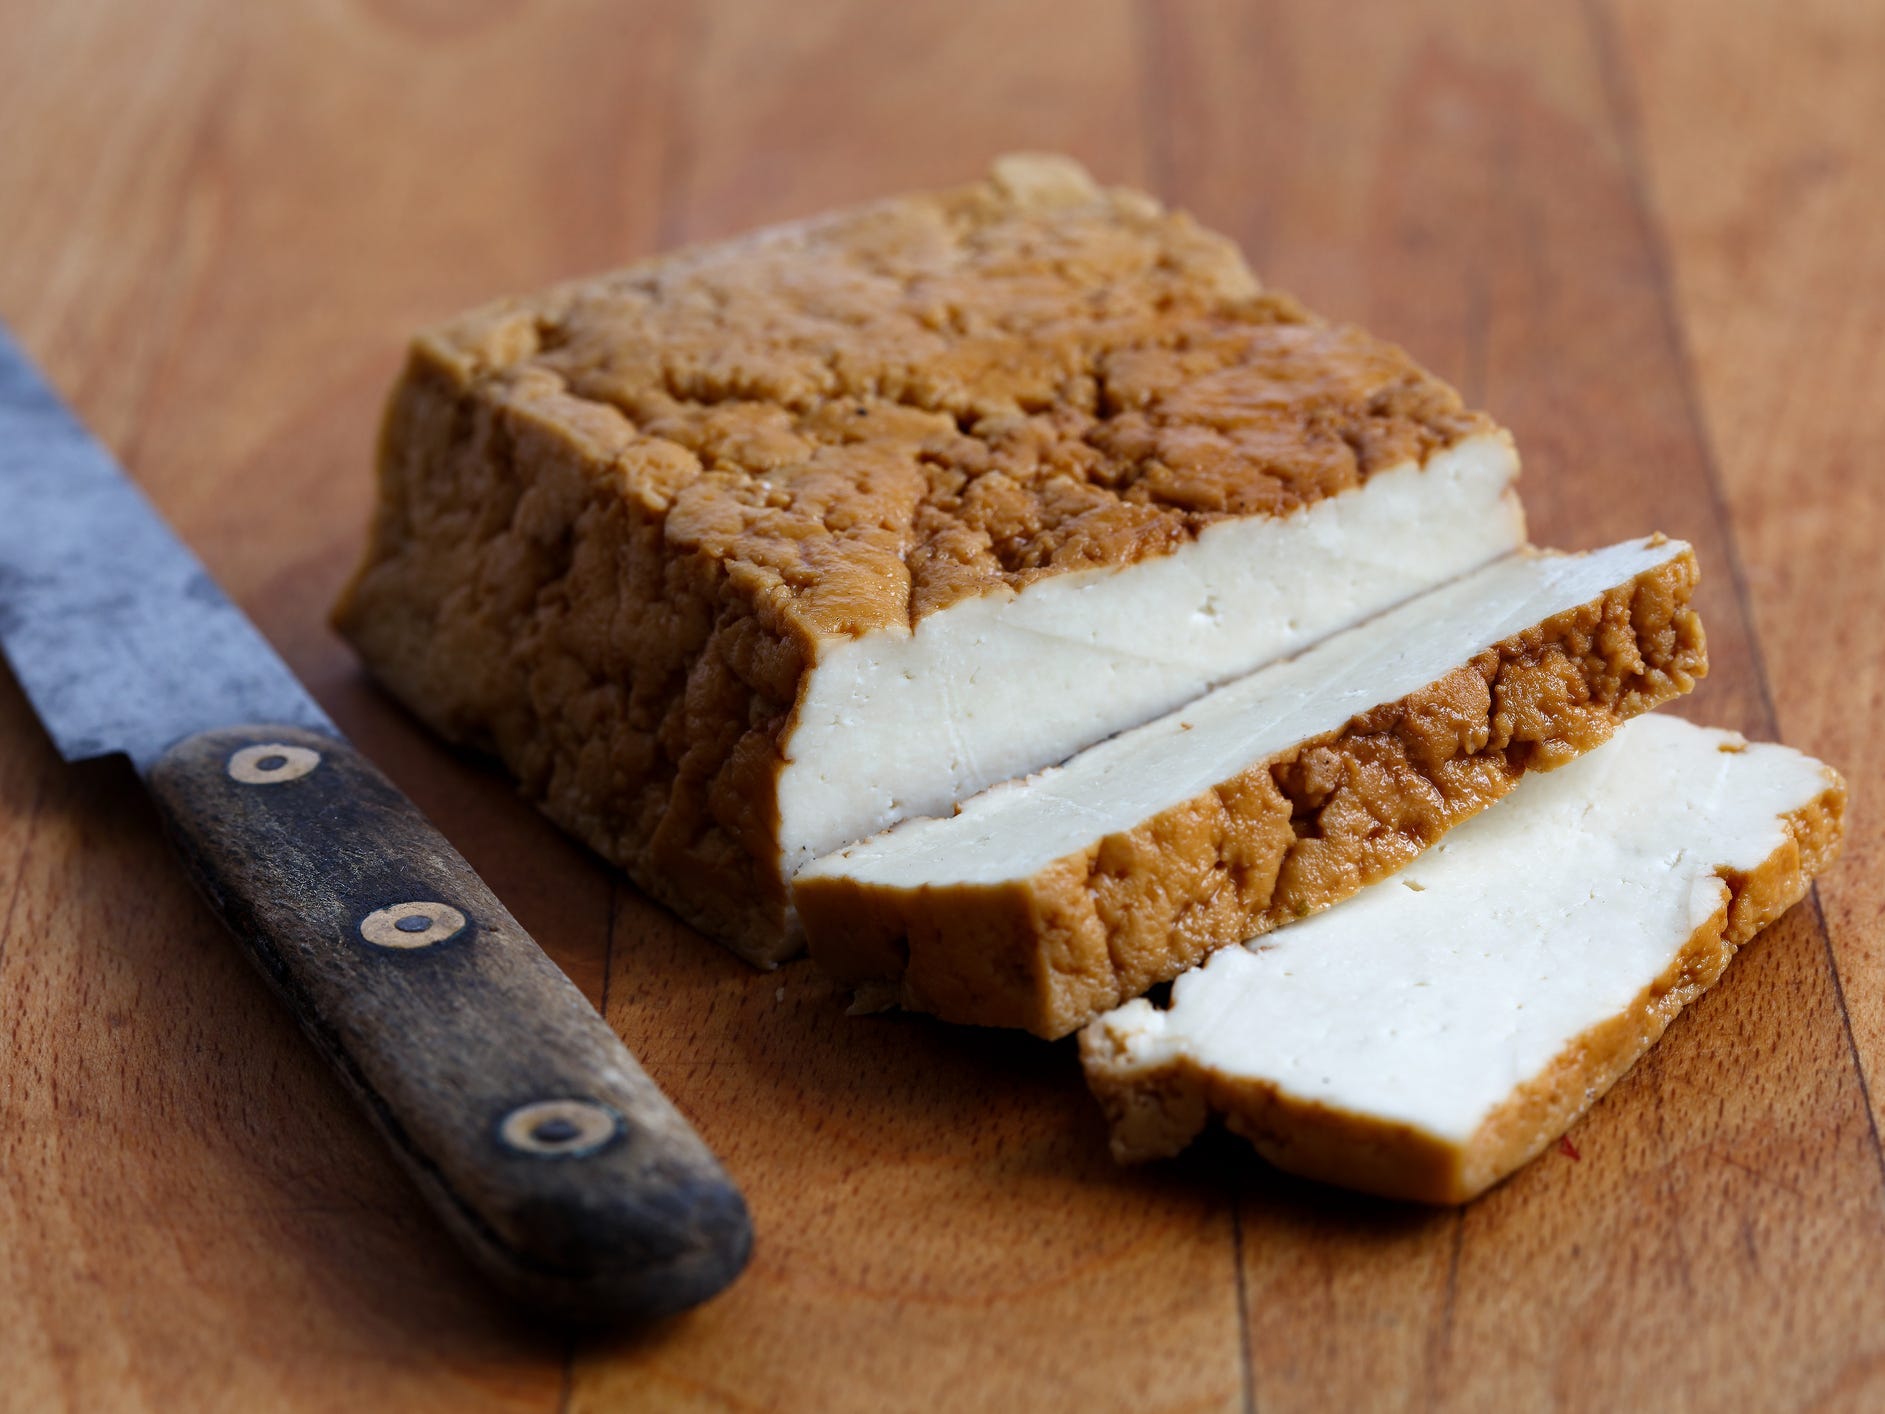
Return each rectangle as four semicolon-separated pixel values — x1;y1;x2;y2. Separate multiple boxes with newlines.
418;154;1494;641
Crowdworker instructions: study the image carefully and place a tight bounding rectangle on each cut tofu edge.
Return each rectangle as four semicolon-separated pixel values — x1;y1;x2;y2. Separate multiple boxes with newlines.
334;153;1529;968
1079;715;1847;1204
775;431;1524;880
796;534;1706;1036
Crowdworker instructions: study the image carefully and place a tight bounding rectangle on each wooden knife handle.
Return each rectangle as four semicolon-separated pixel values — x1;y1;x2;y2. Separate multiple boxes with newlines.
144;724;751;1324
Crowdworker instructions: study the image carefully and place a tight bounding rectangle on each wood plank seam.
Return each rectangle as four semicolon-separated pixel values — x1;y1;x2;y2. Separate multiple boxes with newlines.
1581;0;1783;737
1800;883;1885;1174
1581;0;1885;1192
563;890;621;1414
1133;0;1174;197
1426;1214;1464;1409
1228;1191;1255;1414
654;4;710;252
0;774;47;976
113;48;231;478
556;1352;576;1414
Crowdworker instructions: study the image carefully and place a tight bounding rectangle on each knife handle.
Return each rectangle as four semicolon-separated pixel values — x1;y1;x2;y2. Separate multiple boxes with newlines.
143;724;751;1324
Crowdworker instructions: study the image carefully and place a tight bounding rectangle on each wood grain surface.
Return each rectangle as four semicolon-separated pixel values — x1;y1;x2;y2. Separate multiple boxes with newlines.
1;1;1880;1409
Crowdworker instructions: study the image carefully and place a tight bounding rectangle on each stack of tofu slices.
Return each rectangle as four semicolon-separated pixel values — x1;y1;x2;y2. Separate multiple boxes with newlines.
338;155;1845;1204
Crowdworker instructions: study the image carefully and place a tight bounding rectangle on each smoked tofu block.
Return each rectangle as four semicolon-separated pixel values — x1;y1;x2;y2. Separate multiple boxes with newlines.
796;536;1705;1037
1080;715;1846;1203
334;154;1524;965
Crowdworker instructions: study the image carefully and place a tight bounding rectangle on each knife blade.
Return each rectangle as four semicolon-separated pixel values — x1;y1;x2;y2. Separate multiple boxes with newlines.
0;324;751;1324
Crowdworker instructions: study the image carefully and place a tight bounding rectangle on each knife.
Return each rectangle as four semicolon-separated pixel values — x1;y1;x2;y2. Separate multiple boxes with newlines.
0;326;751;1324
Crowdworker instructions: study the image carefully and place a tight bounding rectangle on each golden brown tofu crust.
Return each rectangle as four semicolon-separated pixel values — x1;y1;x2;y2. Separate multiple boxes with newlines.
798;546;1708;1036
1079;759;1847;1203
334;154;1496;961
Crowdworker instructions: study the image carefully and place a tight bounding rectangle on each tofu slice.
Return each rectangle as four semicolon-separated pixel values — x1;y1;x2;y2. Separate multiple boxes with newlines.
1080;715;1846;1203
334;154;1523;965
795;536;1705;1037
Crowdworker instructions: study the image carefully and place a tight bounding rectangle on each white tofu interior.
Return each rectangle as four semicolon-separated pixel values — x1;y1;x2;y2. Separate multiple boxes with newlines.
798;531;1679;891
1090;715;1834;1146
777;434;1522;877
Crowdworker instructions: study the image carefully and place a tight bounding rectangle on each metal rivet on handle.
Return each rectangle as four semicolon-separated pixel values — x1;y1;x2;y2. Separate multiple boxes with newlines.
360;901;468;950
227;743;322;785
499;1099;621;1158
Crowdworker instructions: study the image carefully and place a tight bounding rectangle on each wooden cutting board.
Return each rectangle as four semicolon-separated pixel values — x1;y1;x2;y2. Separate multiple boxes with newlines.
3;1;1882;1408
